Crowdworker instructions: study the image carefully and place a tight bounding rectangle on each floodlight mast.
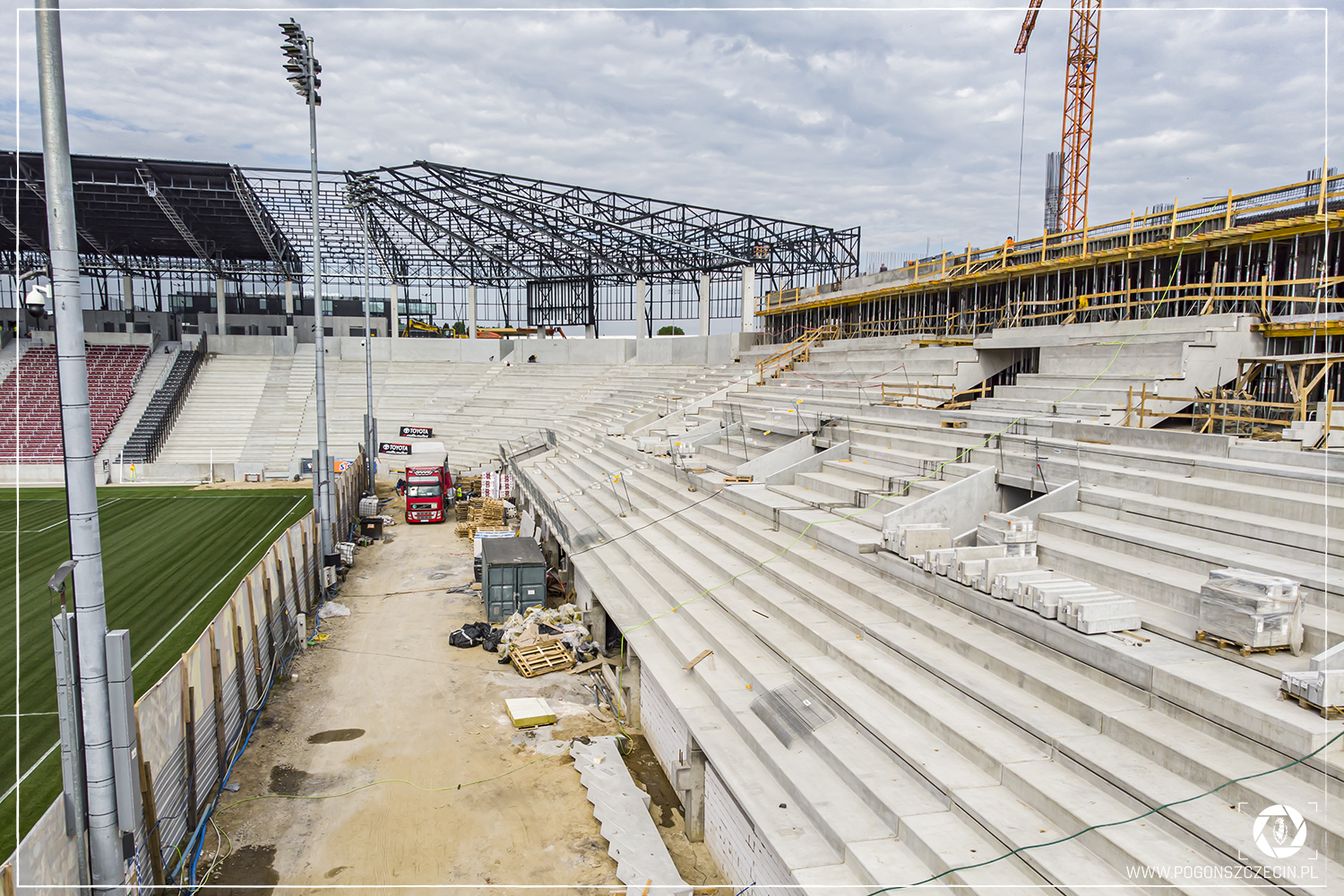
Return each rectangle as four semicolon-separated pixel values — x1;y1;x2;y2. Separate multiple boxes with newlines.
280;19;336;567
34;2;123;892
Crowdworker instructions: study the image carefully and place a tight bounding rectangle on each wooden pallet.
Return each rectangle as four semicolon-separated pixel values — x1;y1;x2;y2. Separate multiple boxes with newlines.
1195;630;1295;657
1279;688;1344;720
510;640;574;678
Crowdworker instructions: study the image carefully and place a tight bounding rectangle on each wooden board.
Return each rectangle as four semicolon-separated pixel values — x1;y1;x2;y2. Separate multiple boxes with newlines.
1279;688;1344;720
722;475;754;484
1195;630;1295;657
510;641;574;678
939;420;967;429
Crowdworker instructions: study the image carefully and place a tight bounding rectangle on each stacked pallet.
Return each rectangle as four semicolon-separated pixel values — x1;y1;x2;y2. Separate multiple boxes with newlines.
455;497;509;538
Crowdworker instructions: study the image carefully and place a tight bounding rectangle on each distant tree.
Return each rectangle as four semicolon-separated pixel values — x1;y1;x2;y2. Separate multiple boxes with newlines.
657;325;685;336
452;320;467;336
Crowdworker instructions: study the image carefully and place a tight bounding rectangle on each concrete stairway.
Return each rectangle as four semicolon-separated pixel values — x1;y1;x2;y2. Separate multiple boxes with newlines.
518;433;1341;894
974;315;1261;425
96;344;176;464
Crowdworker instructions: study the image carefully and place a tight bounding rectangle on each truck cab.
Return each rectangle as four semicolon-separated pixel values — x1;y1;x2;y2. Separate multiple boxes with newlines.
403;449;452;524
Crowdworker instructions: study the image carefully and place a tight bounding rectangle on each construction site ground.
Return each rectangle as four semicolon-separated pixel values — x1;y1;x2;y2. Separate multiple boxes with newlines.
207;482;719;894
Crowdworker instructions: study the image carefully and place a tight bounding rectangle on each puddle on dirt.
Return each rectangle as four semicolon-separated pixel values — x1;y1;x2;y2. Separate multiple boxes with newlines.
269;764;313;795
622;734;681;829
307;727;365;744
210;843;279;895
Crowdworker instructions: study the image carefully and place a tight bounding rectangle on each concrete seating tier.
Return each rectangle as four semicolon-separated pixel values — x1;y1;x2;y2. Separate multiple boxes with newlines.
0;344;149;462
157;352;743;473
517;432;1340;894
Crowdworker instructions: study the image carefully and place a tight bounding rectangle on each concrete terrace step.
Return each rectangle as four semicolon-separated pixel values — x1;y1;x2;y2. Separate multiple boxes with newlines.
1037;510;1337;604
544;439;1332;893
1080;484;1342;569
1034;528;1340;661
547;456;1139;893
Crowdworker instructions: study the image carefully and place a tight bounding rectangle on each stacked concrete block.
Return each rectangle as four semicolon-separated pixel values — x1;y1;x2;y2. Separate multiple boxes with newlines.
921;547;958;576
907;513;1138;635
1279;642;1344;712
882;523;952;561
1197;568;1303;652
991;568;1057;602
949;545;1008;586
978;512;1037;558
1059;592;1142;634
975;555;1039;594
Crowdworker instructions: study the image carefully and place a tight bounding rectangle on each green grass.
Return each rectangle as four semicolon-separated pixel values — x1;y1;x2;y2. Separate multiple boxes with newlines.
0;484;312;856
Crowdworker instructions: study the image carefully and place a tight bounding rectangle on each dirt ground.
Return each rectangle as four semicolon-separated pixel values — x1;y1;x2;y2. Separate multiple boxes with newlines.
205;482;719;894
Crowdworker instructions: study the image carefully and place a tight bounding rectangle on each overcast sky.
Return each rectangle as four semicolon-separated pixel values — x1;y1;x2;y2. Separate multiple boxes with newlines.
2;1;1337;259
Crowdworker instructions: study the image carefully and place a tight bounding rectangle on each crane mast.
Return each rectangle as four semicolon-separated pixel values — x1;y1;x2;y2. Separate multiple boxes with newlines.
1016;0;1103;233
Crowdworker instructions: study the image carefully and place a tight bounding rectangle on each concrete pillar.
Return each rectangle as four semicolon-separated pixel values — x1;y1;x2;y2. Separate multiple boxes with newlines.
467;284;478;340
698;272;711;337
284;280;295;338
740;263;755;332
622;651;642;723
121;273;134;340
683;742;707;842
215;275;226;335
635;279;648;338
390;281;400;340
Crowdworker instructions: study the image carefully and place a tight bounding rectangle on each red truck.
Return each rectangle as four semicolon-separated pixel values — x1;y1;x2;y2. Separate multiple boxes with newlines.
403;449;452;524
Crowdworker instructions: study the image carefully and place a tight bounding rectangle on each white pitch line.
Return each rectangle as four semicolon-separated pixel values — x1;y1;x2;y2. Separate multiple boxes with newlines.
1;496;125;535
2;495;305;806
131;495;304;673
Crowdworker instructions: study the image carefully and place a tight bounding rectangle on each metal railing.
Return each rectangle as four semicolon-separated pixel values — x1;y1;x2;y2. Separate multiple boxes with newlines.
762;169;1344;314
754;323;840;384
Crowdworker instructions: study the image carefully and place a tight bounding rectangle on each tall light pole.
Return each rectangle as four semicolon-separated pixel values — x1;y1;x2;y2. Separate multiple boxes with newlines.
280;19;336;563
34;3;123;890
345;173;378;495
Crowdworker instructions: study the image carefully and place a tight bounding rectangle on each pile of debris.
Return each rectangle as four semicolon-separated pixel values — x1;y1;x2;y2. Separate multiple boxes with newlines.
450;603;597;679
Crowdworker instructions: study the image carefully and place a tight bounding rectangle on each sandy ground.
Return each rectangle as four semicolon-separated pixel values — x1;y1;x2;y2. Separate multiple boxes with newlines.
205;483;719;895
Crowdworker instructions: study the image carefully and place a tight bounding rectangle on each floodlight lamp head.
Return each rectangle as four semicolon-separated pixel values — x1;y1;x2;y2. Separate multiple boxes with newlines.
47;559;78;594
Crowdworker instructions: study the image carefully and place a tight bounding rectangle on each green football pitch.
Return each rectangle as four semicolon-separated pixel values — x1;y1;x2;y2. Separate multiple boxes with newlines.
0;485;312;856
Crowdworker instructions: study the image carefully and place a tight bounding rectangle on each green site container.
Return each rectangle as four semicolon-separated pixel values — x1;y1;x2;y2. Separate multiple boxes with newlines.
482;536;547;623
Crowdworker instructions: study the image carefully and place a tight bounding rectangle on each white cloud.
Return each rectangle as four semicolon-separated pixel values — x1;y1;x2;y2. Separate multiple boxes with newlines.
0;0;1336;260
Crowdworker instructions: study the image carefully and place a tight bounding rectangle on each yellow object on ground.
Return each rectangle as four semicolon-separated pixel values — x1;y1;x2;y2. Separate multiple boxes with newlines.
505;697;557;728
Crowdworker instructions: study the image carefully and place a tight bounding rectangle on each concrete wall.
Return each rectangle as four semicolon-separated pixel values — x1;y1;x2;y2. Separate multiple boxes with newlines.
208;334;297;356
631;332;759;366
882;466;998;535
502;338;635;365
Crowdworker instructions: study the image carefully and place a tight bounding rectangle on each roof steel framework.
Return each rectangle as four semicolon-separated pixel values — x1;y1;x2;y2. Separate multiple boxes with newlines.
4;152;861;310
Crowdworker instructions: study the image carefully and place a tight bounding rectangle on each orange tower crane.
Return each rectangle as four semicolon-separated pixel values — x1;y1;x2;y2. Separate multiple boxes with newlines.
1016;0;1103;232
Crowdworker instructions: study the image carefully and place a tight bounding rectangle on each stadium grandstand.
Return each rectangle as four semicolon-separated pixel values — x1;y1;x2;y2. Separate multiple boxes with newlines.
4;32;1343;896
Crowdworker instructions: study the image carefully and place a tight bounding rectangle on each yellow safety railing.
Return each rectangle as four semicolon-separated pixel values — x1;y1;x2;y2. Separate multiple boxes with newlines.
754;323;840;385
1123;384;1342;447
762;167;1344;316
879;381;992;410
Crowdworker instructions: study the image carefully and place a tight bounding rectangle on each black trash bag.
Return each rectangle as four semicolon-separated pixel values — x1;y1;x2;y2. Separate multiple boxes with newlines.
451;621;500;650
481;628;503;652
537;622;562;636
449;627;480;649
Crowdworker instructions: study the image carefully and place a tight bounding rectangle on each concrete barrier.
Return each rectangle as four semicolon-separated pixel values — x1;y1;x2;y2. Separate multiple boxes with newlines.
882;466;998;540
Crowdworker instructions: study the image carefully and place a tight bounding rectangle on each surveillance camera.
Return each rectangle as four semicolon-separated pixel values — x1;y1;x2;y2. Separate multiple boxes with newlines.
24;284;50;315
